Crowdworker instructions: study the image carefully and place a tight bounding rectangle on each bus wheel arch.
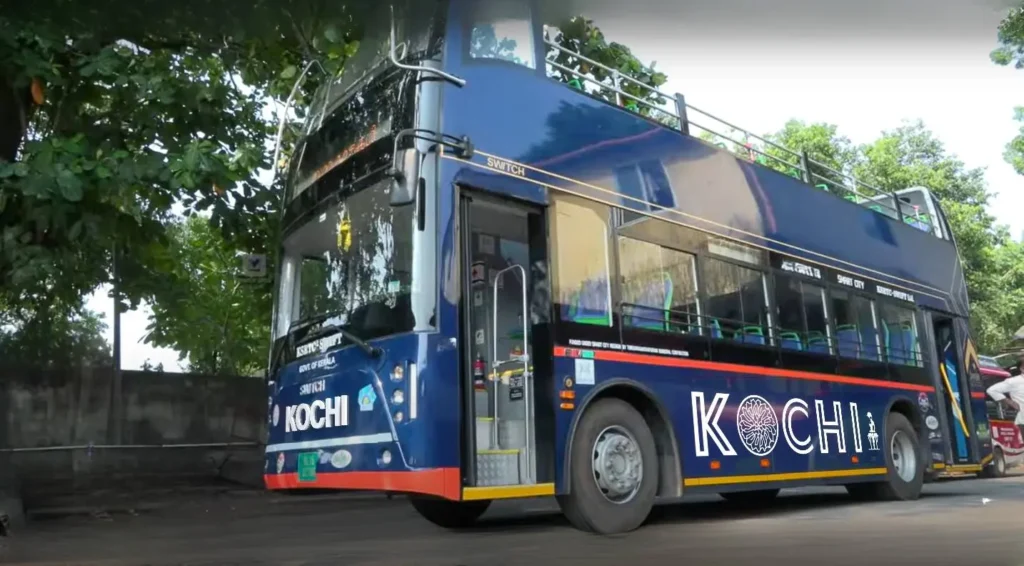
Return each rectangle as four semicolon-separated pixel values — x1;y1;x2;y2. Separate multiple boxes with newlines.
846;401;925;501
886;397;925;449
563;380;682;500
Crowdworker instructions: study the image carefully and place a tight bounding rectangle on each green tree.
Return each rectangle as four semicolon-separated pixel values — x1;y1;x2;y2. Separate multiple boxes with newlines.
992;6;1024;175
546;16;669;119
0;4;369;366
760;119;1015;351
0;302;111;368
142;215;273;376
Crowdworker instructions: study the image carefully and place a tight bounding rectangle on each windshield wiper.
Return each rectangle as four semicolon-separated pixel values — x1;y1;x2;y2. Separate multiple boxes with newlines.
303;323;382;359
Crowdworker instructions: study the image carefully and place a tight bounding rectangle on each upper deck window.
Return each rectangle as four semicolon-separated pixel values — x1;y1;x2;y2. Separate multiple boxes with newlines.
467;0;536;69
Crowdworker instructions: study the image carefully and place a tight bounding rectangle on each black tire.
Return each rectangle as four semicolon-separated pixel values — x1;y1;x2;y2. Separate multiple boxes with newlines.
556;398;659;535
719;488;780;504
408;495;490;529
982;448;1007;478
844;412;924;501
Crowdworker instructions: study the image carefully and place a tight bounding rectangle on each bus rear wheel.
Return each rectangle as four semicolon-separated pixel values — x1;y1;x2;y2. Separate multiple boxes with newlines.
982;448;1007;478
845;412;924;501
556;397;659;535
408;495;490;529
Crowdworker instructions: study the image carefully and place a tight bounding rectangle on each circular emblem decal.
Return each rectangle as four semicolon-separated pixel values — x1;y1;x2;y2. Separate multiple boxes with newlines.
926;415;939;430
330;449;353;470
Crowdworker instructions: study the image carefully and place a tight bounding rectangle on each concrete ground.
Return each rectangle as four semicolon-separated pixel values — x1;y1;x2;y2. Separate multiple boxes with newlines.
3;476;1024;566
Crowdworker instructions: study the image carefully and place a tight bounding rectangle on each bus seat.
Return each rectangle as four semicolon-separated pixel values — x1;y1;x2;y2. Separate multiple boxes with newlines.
836;324;860;358
625;273;673;331
806;330;829;354
859;326;880;361
708;318;723;339
780;331;803;351
885;323;907;364
734;326;766;345
571;279;611;326
900;322;918;365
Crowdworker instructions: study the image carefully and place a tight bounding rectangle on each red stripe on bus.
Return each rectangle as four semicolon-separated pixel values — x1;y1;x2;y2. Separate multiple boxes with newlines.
264;468;461;499
554;346;934;392
971;392;987;400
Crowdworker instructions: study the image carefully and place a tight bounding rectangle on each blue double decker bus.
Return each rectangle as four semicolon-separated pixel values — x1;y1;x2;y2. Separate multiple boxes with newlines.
264;0;995;534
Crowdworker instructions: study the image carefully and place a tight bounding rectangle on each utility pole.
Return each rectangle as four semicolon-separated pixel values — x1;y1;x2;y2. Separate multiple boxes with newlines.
110;241;123;445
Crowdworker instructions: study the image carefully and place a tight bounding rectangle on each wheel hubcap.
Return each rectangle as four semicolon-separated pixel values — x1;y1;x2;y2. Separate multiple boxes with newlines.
890;430;917;483
997;453;1005;474
592;425;643;504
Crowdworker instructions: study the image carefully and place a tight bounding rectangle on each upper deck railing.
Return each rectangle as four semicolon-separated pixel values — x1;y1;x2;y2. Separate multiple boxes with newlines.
541;26;947;240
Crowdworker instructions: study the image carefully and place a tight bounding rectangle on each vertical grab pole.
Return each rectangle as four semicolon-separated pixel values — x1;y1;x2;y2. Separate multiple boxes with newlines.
516;264;532;483
491;264;532;481
491;270;501;450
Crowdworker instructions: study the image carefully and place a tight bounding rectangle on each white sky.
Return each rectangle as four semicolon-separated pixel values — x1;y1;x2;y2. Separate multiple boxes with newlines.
85;1;1024;372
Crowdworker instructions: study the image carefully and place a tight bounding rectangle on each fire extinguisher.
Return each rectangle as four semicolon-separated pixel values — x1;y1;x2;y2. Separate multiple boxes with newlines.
473;352;486;391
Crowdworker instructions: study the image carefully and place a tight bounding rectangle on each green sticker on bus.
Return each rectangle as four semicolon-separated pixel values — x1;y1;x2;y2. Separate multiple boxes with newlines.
297;452;318;482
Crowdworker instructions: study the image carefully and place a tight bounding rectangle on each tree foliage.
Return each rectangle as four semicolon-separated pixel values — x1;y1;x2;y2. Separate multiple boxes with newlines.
546;16;669;118
0;300;111;368
143;215;273;376
0;3;371;369
993;5;1024;176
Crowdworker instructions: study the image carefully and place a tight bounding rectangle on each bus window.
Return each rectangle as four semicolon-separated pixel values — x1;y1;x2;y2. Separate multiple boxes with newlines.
467;0;537;69
703;257;769;343
551;194;612;326
775;275;830;354
618;237;699;333
830;290;878;360
877;303;922;366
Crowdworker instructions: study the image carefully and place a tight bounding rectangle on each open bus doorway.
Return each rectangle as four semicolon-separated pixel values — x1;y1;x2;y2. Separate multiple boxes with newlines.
932;316;974;464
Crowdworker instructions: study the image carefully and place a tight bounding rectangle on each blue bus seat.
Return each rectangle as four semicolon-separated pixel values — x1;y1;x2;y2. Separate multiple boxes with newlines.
624;273;673;331
734;325;766;345
780;331;803;351
836;324;860;358
860;326;880;361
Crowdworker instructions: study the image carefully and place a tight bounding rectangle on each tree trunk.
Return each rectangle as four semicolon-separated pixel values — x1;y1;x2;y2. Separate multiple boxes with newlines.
0;72;31;163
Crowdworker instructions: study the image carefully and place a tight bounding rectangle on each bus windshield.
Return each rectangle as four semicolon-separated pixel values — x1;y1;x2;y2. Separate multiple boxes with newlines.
277;180;417;351
307;0;445;128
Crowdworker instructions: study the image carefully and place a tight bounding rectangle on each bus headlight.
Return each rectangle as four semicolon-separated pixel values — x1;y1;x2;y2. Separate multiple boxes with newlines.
394;411;404;423
390;365;404;382
392;389;404;405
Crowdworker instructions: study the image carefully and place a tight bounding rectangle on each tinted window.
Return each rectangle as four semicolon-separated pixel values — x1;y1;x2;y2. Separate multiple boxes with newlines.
618;237;700;333
467;0;536;68
775;276;830;353
703;257;769;341
831;290;879;360
551;194;612;326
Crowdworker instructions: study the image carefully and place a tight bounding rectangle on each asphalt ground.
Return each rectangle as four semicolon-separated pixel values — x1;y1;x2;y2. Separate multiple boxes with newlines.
3;475;1024;566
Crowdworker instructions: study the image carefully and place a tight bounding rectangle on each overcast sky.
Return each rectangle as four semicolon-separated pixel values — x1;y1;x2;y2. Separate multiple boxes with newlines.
87;0;1024;371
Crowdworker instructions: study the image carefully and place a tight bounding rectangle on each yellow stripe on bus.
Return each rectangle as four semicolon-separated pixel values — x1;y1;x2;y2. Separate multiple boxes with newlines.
463;483;556;501
684;468;887;487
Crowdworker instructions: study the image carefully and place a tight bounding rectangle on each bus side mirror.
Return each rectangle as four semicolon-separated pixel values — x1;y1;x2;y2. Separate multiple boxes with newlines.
388;148;420;207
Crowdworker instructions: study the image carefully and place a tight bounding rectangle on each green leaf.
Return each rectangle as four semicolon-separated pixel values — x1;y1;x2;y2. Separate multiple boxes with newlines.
280;65;297;79
56;169;84;202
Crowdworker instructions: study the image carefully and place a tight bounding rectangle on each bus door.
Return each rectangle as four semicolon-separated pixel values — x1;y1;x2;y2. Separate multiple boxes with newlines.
927;313;978;465
458;190;551;488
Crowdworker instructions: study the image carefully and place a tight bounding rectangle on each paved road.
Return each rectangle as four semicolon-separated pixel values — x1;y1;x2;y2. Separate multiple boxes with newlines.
4;476;1024;566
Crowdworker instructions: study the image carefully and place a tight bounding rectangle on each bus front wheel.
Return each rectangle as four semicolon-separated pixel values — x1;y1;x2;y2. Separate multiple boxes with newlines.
408;495;490;529
556;397;659;535
845;412;924;501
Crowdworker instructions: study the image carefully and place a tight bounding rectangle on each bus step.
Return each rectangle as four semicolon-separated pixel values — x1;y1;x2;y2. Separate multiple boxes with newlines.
475;449;521;487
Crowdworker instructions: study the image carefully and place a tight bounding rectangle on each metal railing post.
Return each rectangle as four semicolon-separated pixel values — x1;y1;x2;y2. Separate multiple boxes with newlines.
891;190;905;223
799;150;812;184
675;93;690;136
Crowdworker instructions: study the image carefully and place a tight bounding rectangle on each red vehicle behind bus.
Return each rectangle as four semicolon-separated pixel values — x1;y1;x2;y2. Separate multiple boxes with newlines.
980;356;1023;477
